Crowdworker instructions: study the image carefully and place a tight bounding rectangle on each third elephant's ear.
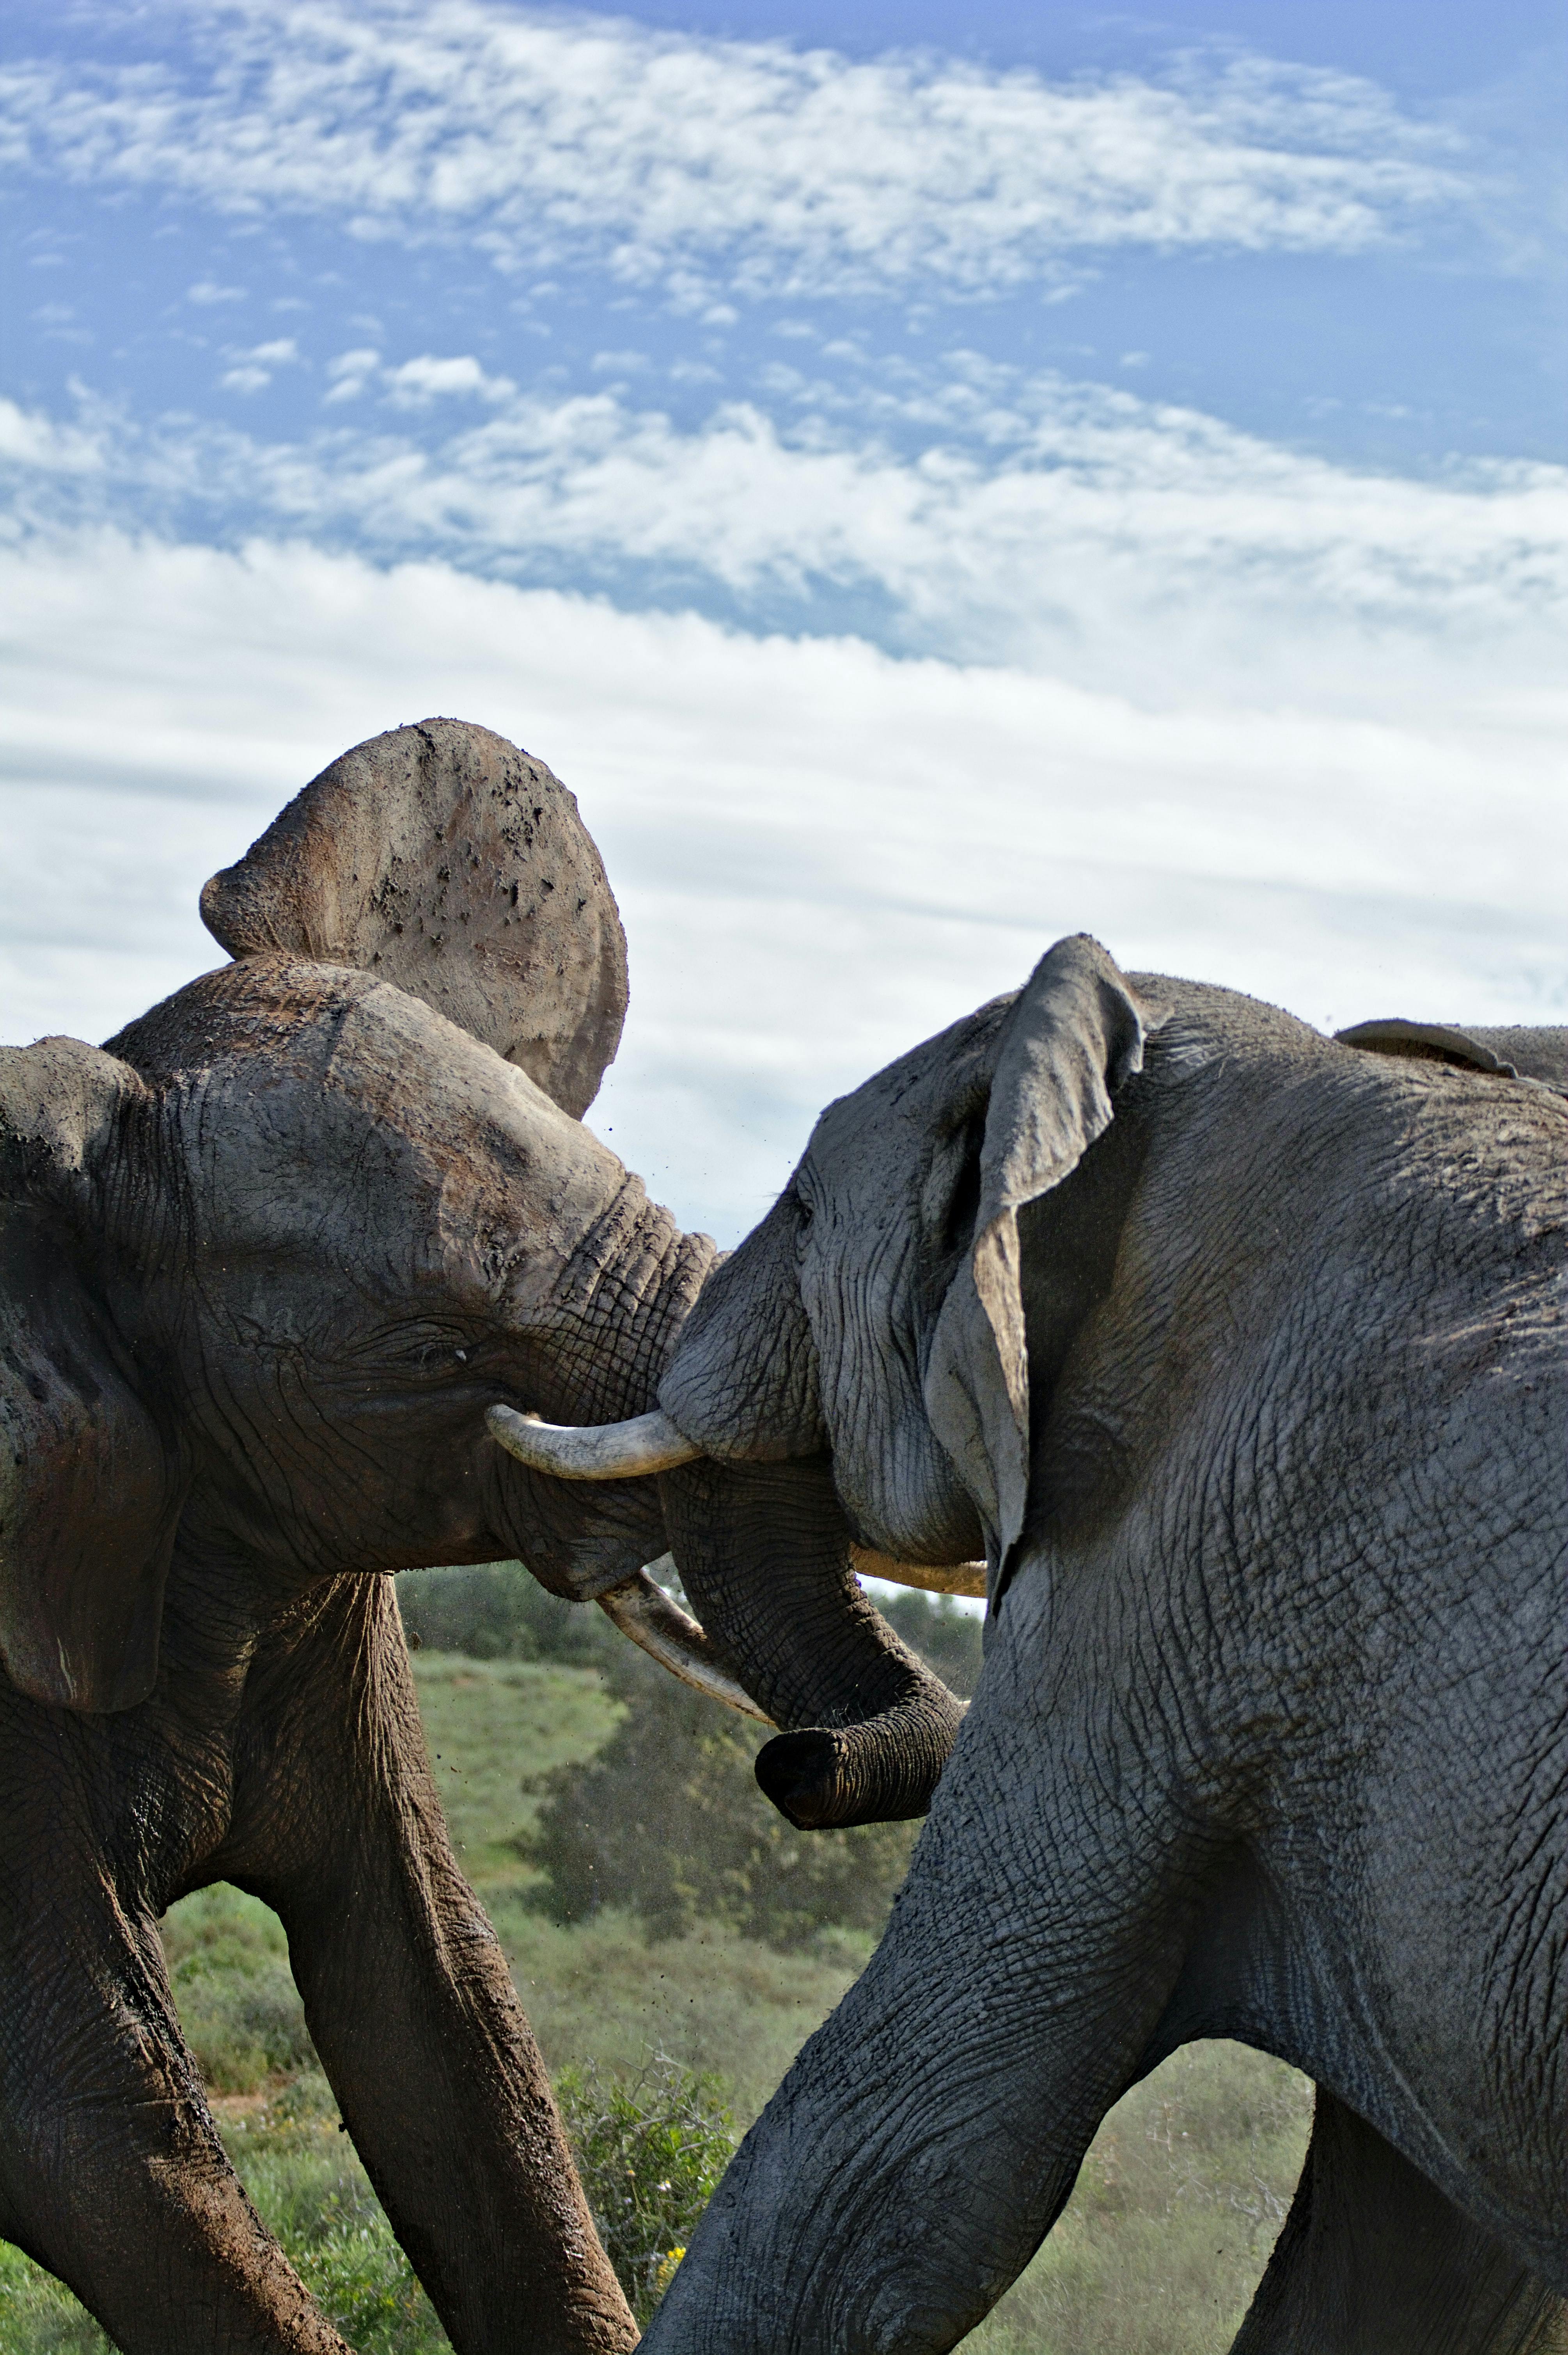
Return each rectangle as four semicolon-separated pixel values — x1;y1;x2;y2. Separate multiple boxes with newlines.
923;935;1162;1587
200;718;629;1118
0;1039;183;1712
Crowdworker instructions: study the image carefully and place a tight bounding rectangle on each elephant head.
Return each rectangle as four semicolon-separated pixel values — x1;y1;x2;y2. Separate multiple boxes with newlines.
0;716;958;1770
0;718;647;1708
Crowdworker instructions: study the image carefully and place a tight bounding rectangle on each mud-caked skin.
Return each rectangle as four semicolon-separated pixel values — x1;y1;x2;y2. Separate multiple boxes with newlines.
642;939;1566;2355
0;721;961;2353
0;966;699;2355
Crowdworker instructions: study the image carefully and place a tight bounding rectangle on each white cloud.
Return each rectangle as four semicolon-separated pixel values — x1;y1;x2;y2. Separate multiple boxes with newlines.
188;277;245;303
323;345;381;403
4;370;1563;712
381;352;516;407
1;530;1561;1242
0;1;1468;304
0;392;104;472
218;334;302;391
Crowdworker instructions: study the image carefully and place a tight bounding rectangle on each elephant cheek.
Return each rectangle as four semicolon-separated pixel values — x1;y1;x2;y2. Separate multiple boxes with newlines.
658;1195;825;1460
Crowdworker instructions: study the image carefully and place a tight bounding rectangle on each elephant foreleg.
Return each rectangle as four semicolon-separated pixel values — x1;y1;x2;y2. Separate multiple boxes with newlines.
216;1574;637;2355
641;1583;1210;2355
1232;2089;1566;2355
0;1846;348;2351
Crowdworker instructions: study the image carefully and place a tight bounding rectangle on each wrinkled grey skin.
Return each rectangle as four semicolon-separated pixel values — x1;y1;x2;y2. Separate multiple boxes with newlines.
0;719;953;2354
641;937;1566;2355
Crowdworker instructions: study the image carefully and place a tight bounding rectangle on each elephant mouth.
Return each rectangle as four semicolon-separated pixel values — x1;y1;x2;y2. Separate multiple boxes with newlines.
486;1401;985;1721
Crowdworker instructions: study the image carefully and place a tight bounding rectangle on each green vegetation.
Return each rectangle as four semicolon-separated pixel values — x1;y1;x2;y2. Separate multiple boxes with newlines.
555;2058;736;2321
396;1560;612;1667
0;1565;1313;2353
974;2044;1310;2355
529;1635;920;1947
162;1884;315;2091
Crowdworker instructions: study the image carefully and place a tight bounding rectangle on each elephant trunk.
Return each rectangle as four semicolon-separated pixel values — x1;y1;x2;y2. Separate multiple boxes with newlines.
658;1456;965;1829
487;1185;967;1820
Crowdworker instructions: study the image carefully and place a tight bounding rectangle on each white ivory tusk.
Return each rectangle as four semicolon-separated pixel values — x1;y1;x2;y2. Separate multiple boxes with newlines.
850;1548;988;1600
487;1403;702;1481
596;1563;775;1725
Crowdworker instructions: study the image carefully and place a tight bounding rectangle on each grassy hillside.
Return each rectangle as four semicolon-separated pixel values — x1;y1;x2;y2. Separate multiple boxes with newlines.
0;1596;1312;2353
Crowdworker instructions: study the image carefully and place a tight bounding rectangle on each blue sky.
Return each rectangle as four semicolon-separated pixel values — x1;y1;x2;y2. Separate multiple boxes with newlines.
2;0;1564;1238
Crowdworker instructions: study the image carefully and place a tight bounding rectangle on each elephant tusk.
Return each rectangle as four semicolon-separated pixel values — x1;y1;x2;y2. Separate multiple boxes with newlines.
596;1562;775;1726
850;1547;988;1600
486;1403;702;1480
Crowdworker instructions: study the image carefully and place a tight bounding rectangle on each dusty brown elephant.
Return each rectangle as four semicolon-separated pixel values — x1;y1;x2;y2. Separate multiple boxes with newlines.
0;715;964;2351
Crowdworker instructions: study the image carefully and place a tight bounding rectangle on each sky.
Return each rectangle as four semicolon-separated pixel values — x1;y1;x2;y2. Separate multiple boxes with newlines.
2;0;1564;1243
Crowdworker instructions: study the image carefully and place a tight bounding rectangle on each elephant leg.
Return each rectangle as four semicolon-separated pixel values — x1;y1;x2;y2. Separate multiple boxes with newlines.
0;1846;347;2351
1232;2088;1566;2355
216;1573;637;2355
641;1582;1209;2355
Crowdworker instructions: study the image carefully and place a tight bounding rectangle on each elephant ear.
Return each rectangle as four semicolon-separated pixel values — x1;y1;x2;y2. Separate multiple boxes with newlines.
1335;1019;1566;1092
924;936;1161;1587
0;1040;184;1712
200;717;628;1118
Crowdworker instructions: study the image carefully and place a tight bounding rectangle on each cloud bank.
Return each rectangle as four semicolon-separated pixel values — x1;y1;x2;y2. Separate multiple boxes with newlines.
4;361;1563;707
2;5;1559;1247
1;0;1466;302
2;531;1560;1240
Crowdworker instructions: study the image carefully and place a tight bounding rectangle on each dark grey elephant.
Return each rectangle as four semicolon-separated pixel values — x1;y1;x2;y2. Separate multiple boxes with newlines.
511;936;1566;2354
0;716;960;2353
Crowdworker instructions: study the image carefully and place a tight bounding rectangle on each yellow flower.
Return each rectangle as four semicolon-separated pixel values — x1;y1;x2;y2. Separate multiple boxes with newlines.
652;2247;686;2296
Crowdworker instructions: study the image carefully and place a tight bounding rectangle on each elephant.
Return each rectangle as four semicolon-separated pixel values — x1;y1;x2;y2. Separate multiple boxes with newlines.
0;715;963;2353
506;935;1566;2355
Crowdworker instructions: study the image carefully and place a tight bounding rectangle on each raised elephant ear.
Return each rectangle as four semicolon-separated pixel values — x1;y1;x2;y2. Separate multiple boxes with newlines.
0;1039;184;1712
924;935;1162;1586
200;718;629;1118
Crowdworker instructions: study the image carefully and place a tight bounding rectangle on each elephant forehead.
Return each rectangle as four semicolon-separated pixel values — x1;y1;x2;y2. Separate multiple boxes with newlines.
160;968;626;1287
808;995;1011;1185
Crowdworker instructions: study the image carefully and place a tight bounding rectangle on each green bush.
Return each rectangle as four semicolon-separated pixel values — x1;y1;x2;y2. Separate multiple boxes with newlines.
201;2075;450;2354
161;1884;316;2093
557;2056;735;2322
527;1639;919;1948
396;1562;612;1665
